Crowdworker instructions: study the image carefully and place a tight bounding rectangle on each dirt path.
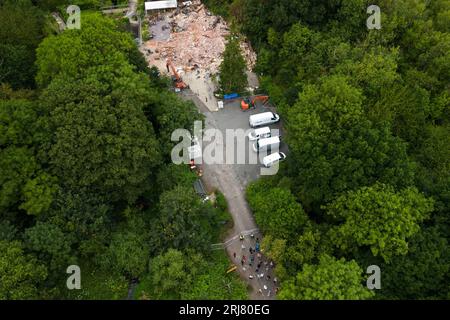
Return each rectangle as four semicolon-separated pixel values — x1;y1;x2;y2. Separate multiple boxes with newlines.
181;92;277;300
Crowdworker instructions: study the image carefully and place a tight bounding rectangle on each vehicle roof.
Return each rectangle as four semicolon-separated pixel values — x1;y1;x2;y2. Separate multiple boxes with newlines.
257;136;280;146
253;126;271;134
249;112;276;120
263;152;282;163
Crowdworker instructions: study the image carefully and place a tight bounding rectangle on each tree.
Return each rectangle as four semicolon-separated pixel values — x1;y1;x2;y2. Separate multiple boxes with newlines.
326;183;434;262
0;147;38;210
45;189;112;259
279;254;374;300
146;249;205;299
35;13;138;88
144;90;203;159
155;164;198;192
102;215;150;279
0;240;47;299
0;99;56;215
180;252;248;300
379;227;450;299
149;185;220;254
24;221;73;272
247;182;309;239
0;221;17;242
285;75;415;209
219;37;248;93
260;235;288;280
39;68;161;203
0;0;44;88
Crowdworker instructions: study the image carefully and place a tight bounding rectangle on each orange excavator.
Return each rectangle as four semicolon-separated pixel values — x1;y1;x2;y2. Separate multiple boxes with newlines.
166;59;188;90
241;95;270;111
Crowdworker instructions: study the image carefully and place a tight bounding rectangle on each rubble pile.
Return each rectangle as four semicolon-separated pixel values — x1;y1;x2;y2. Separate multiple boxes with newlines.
240;41;257;71
142;0;256;74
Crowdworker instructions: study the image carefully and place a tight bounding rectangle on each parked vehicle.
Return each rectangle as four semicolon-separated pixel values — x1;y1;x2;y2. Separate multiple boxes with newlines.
262;152;286;167
248;127;271;141
253;136;280;152
249;112;280;128
241;95;270;111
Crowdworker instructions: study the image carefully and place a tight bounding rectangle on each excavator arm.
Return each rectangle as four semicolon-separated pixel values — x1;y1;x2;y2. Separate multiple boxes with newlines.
166;59;188;90
241;95;270;111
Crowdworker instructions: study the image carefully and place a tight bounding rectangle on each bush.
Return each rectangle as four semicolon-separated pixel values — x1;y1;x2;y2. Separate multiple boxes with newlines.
215;191;228;212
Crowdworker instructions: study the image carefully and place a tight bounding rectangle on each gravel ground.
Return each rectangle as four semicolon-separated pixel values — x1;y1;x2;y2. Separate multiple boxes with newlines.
181;92;287;300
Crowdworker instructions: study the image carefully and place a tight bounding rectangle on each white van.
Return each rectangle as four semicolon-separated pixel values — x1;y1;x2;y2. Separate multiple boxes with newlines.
248;127;271;141
263;152;286;167
253;136;280;152
249;112;280;128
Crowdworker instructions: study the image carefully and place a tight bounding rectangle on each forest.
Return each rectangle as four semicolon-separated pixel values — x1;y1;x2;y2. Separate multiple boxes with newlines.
222;0;449;299
0;0;449;300
0;0;247;299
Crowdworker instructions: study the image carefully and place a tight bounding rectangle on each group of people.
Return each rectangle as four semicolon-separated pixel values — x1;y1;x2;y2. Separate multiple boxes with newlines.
233;233;279;297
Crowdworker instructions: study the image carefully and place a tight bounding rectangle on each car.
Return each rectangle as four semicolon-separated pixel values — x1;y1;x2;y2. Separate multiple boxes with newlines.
249;112;280;128
253;136;280;153
262;152;286;167
248;127;271;141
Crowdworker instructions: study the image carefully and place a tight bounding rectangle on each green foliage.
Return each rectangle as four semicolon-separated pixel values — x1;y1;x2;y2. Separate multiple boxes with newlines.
144;91;203;159
279;254;374;300
0;99;55;215
181;251;248;300
326;183;434;262
35;13;136;87
141;249;205;299
0;0;44;88
215;191;228;212
136;249;248;300
102;215;150;278
156;164;198;191
0;240;47;299
286;75;415;209
203;0;233;18
219;37;248;93
39;68;161;203
247;180;309;239
149;185;222;254
0;99;42;148
379;227;450;299
43;190;111;262
0;146;38;210
237;0;449;300
0;221;17;241
20;173;59;216
25;221;73;272
65;262;128;300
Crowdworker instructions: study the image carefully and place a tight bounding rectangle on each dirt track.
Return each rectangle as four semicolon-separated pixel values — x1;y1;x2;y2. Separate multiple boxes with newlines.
180;92;278;300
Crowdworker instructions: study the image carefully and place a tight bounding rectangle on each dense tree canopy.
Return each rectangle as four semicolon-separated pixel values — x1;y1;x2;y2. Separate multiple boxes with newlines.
39;70;161;203
326;183;434;262
247;179;309;239
286;75;415;209
0;6;244;300
0;240;47;299
0;0;44;89
279;254;374;300
243;0;450;300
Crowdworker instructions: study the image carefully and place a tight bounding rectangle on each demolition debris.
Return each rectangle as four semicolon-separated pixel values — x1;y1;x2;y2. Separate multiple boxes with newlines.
141;0;256;75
